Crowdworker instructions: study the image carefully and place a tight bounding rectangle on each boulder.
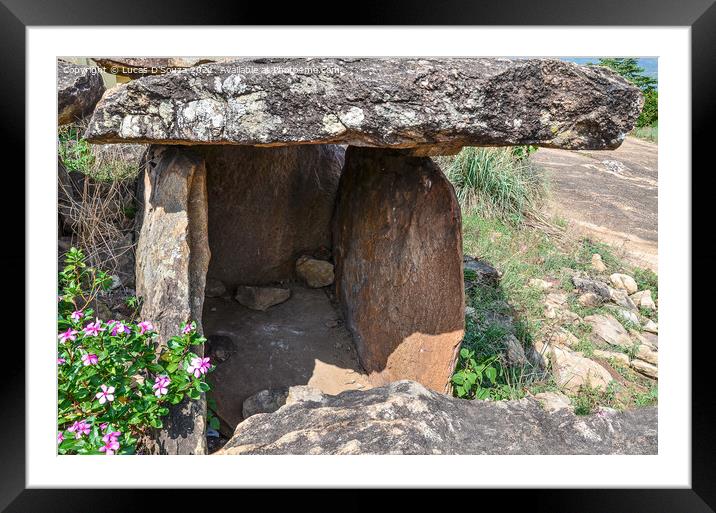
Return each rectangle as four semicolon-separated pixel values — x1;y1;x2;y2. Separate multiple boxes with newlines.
463;256;501;288
610;273;638;294
201;145;344;287
636;344;658;366
585;314;633;349
578;292;601;307
643;319;658;334
504;335;528;367
135;145;210;455
295;256;335;288
631;359;658;379
234;285;291;311
333;147;464;392
630;290;656;310
85;58;642;151
591;253;607;272
573;276;611;300
215;381;657;455
242;388;289;419
57;59;106;125
547;344;613;393
205;278;227;298
592;350;630;366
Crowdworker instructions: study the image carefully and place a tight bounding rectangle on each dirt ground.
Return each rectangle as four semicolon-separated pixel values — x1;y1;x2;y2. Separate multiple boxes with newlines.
202;286;370;429
531;136;658;271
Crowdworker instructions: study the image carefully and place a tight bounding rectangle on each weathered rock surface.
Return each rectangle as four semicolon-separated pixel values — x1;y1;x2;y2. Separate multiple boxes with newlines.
631;359;658;379
242;388;289;419
202;145;344;287
546;344;613;393
631;289;656;310
591;253;607;272
585;314;633;349
578;292;601;307
610;273;638;294
592;349;630;366
58;59;105;125
215;381;656;455
333;147;464;392
205;278;227;298
85;58;642;151
463;256;501;288
135;145;210;454
295;256;335;288
534;391;574;413
234;285;291;311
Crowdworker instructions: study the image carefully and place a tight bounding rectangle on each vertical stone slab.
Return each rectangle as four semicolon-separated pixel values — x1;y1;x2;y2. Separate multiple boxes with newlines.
136;146;210;454
333;147;465;393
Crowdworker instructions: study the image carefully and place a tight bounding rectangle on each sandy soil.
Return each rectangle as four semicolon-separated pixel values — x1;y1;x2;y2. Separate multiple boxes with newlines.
531;136;658;271
202;286;370;429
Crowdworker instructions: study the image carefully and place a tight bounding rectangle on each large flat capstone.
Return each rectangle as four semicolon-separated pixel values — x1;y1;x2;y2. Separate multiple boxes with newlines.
84;58;642;151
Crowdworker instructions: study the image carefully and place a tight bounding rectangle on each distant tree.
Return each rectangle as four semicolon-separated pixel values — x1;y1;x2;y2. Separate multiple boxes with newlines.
597;58;658;127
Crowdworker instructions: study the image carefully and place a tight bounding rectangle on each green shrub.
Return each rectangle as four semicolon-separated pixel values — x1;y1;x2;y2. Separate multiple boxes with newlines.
57;248;214;455
439;146;546;224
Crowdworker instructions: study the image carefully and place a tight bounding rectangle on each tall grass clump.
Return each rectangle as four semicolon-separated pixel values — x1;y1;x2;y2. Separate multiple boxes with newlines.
438;146;546;224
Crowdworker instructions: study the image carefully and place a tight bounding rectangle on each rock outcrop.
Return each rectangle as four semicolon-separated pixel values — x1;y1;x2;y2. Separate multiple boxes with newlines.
200;145;344;286
334;147;464;392
57;59;105;125
85;58;642;151
135;145;210;454
215;381;657;455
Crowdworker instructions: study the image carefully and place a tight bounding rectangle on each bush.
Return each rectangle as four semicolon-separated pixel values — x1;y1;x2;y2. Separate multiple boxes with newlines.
637;89;658;128
57;248;214;455
438;146;546;224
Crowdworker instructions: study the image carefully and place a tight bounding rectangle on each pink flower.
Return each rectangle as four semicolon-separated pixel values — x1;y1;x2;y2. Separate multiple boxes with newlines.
96;384;115;404
99;438;120;455
110;321;131;336
57;329;78;344
137;321;154;335
81;353;98;366
152;375;171;397
67;420;90;439
57;431;64;445
103;431;121;443
100;423;108;431
83;320;105;337
57;357;66;365
70;310;84;322
186;357;211;378
99;430;121;454
182;321;195;335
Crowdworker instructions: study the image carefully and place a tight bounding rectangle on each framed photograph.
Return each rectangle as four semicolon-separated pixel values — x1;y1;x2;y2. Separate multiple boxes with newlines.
3;0;713;509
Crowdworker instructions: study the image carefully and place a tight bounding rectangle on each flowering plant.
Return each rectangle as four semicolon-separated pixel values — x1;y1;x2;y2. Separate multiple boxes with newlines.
57;248;214;455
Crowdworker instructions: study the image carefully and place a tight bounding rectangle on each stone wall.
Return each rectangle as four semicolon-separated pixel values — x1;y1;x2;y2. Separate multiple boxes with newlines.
197;144;344;288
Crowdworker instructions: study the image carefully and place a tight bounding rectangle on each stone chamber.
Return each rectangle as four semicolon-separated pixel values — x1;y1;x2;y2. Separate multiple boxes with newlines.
83;57;643;453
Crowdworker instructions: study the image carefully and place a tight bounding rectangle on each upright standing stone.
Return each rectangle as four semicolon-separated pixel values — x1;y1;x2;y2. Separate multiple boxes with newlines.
333;147;464;392
136;145;210;454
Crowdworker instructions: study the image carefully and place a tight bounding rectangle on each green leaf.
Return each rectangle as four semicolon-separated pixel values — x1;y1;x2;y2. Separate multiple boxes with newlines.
485;367;498;384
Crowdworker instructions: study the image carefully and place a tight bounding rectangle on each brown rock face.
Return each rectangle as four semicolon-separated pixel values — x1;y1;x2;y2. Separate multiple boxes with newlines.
333;147;464;392
199;145;344;287
135;145;210;454
57;59;105;125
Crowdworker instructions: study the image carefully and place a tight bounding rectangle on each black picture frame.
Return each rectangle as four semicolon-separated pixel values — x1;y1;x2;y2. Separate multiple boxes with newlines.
2;0;714;510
